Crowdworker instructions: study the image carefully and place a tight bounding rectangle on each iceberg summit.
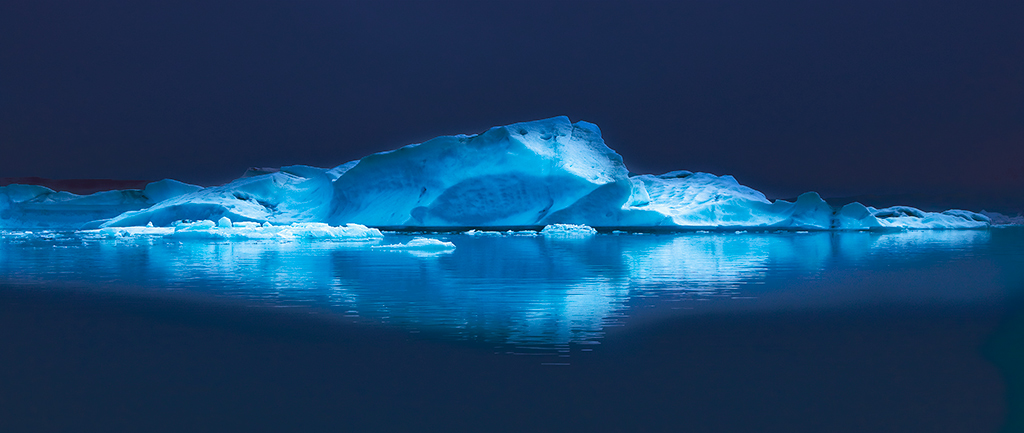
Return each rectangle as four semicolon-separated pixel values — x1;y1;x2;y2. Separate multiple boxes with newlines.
1;117;994;231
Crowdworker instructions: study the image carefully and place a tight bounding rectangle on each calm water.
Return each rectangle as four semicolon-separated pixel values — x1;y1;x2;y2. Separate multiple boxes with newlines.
2;227;1023;432
1;229;1022;353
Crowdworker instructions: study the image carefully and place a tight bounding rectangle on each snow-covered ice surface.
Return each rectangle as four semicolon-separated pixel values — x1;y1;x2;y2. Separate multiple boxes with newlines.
372;237;456;250
0;117;1000;231
541;224;598;238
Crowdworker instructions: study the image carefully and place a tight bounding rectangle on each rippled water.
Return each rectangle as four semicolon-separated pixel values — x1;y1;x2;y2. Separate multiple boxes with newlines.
3;227;1021;356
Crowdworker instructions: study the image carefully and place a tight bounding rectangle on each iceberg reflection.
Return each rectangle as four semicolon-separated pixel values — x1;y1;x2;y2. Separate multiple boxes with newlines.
0;229;994;349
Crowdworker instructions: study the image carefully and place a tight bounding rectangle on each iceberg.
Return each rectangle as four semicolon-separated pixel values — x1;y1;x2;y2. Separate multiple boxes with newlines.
0;179;201;230
869;206;990;230
1;117;995;231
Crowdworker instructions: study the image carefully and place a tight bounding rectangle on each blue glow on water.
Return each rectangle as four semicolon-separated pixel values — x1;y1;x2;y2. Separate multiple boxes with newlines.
1;228;1020;353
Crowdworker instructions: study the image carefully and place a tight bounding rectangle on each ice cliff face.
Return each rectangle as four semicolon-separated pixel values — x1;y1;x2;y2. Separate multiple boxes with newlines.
0;117;993;230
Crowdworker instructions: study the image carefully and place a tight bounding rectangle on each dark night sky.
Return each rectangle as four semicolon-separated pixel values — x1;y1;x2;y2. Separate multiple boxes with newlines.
1;0;1022;199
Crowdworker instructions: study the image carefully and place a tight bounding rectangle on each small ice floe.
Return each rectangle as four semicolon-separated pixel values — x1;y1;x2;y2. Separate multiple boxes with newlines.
464;229;539;237
170;220;383;240
540;224;597;238
372;237;456;251
91;226;175;238
372;237;456;257
465;229;506;236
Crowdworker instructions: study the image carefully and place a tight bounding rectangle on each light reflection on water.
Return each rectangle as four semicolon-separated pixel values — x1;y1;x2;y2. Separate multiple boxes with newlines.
0;228;1014;352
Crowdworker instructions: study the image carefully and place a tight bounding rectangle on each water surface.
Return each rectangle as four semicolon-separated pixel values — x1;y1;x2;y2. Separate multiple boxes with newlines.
1;228;1022;432
0;229;1018;352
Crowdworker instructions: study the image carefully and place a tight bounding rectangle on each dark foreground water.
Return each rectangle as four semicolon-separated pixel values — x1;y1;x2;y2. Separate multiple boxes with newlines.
2;228;1023;432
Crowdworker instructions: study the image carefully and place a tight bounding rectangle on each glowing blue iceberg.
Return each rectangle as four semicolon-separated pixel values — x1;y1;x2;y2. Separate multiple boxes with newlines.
1;117;993;231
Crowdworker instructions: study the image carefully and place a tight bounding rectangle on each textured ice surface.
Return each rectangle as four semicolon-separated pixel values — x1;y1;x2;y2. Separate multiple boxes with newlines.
327;116;632;227
621;171;774;226
621;173;853;228
541;224;598;238
99;165;336;228
1;117;994;231
869;206;990;229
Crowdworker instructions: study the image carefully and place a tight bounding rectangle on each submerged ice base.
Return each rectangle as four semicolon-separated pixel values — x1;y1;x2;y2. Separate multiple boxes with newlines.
0;117;995;231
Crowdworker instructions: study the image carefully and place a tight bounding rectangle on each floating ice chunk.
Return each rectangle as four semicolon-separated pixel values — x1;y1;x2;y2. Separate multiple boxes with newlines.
869;206;989;229
373;237;456;250
88;226;174;238
156;221;383;240
465;229;506;236
464;229;541;237
541;224;597;238
217;216;233;228
283;223;384;240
